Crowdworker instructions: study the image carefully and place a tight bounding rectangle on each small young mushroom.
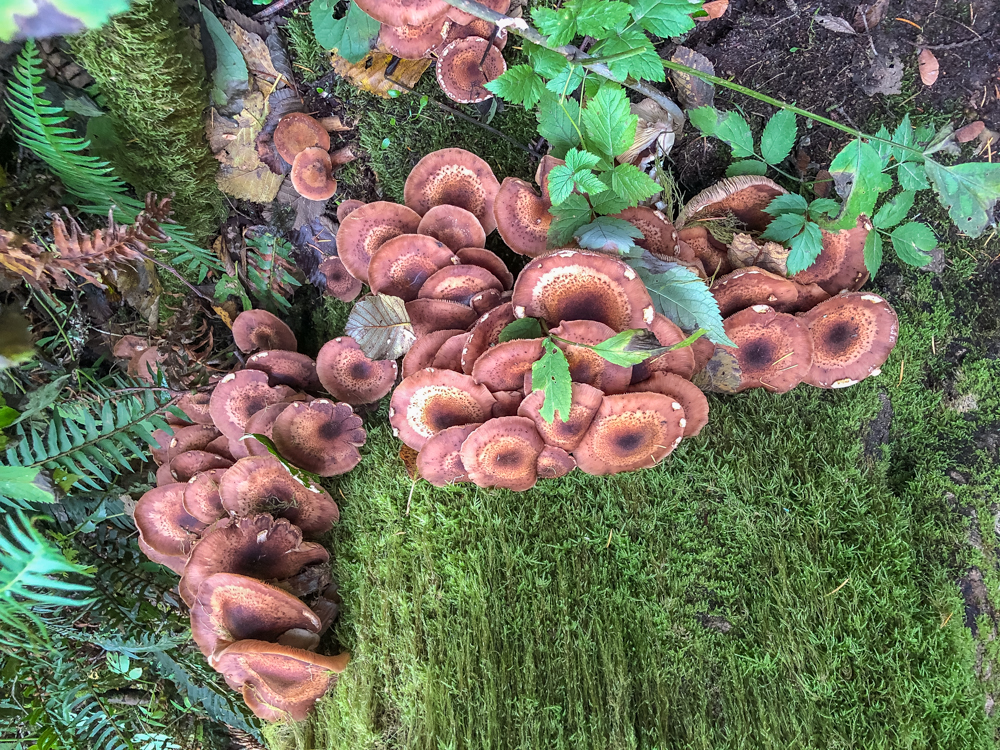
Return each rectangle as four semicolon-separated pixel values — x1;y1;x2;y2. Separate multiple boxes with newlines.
336;199;366;222
415;422;481;486
273;113;331;165
459;416;545;491
134;484;207;574
711;267;801;318
443;17;508;49
246;350;322;392
367;233;458;301
493;178;552;258
626;372;710;437
148;428;173;466
676;176;786;232
517;381;604;452
316;336;398;405
573;392;687;476
800;291;898;388
720;304;814;393
405;298;479;336
417;264;504;305
232;309;297;353
379;16;450;59
319;257;364;303
209;370;286;440
550;320;633;395
417;204;487;251
337;201;422;283
678;226;731;278
403;328;469;378
271;400;367;477
182;468;229;525
536;445;576;479
291;147;338;202
403;148;501;234
629;313;696;383
241;402;293;457
435;37;507;105
471;337;544;392
388;368;496;450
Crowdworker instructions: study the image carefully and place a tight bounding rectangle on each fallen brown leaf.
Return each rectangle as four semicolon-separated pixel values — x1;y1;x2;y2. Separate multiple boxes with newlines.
697;0;728;20
918;48;939;86
669;46;715;110
815;14;856;34
954;121;985;143
853;0;889;31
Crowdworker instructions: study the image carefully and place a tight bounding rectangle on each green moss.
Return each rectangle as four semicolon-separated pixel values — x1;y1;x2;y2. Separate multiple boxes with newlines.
69;0;226;243
283;15;332;82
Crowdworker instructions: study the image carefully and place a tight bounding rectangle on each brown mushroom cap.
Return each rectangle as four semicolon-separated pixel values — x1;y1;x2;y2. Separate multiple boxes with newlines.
455;247;513;290
534;155;563;204
273;113;331;165
183;468;228;525
550;320;633;395
416;422;480;486
132;347;165;384
573;392;686;475
246;350;322;392
135;484;207;571
403;148;501;234
316;336;398;405
403;328;468;378
176;391;215;425
138;536;188;574
435;37;507;105
113;334;148;360
443;17;508;48
536;445;576;479
629;313;696;383
800;291;898;388
179;515;330;606
791;218;871;295
368;234;458;301
431;332;469;372
405;298;478;337
291;147;338;202
721;304;814;393
615;207;679;259
272;400;367;477
220;456;339;537
494;177;552;258
155;461;178;487
491;389;524;418
511;250;655;331
689;335;715;375
167;424;222;462
337;201;422;283
213;640;350;721
678;226;731;277
676;176;786;231
626;372;709;437
149;428;173;466
471;288;503;315
417;263;504;305
232;310;297;354
471;337;544;392
459;416;544;490
389;368;496;450
379;17;450;59
355;0;450;26
191;573;322;663
210;370;285;440
337;199;365;222
417;204;487;251
711;267;801;318
461;302;515;375
445;0;509;25
517;381;604;451
242;402;293;457
319;257;363;303
205;434;235;461
169;450;234;482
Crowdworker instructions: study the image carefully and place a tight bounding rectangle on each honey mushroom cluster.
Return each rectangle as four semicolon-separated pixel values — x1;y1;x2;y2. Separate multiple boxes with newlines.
672;176;900;392
358;0;510;103
329;147;710;488
130;307;395;721
270;112;354;201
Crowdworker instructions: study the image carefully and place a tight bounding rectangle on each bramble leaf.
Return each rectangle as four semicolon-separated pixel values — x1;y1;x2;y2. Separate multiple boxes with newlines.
689;106;719;136
863;230;883;277
565;148;602;172
484;65;544;109
574;217;644;254
765;193;808;216
581;83;636;159
545;63;585;95
524;41;569;78
548;193;593;246
828;138;892;229
808;198;840;218
611;162;662;206
715;111;755;159
628;0;701;38
589;190;630;215
499;317;544;342
533;5;578;46
593;29;665;83
891;114;917;162
760;109;797;166
587;330;656;366
872;190;915;230
532;339;573;423
890;222;935;266
923;158;1000;238
576;0;633;35
760;212;807;243
786;221;823;275
726;160;767;177
546;164;577;205
898;162;930;191
537;90;582;157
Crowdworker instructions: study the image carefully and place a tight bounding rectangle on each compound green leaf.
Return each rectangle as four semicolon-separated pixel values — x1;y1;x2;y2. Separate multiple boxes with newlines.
765;193;808;216
760;212;807;243
898;162;930;191
593;29;665;83
863;230;883;277
689;106;719;136
786;221;823;275
923;158;1000;238
485;65;545;109
548;193;593;246
890;222;935;266
565;148;602;172
715;111;755;159
872;190;915;230
760;109;797;166
537;90;582;158
533;5;578;46
581;83;636;159
575;0;633;35
532;340;573;423
628;0;701;38
611;162;662;206
545;64;585;95
524;41;570;78
546;164;577;205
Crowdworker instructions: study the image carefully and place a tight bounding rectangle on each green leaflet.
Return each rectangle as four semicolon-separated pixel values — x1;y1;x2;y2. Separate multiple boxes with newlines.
0;467;55;509
864;231;884;277
484;66;544;109
889;222;935;266
499;318;544;342
574;217;643;254
201;7;249;109
760;109;797;165
537;90;582;158
312;0;379;64
531;340;573;424
581;84;636;159
923;158;1000;238
828;139;892;229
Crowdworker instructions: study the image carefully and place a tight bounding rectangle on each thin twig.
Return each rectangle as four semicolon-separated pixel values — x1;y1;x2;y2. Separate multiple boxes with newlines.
253;0;308;20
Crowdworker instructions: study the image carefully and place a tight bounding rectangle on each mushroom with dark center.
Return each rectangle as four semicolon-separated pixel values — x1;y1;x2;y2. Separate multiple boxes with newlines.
517;381;604;451
471;337;544;392
316;336;398;405
417;263;504;305
459;416;544;490
319;257;364;303
389;368;496;450
435;37;507;105
416;422;480;486
626;372;710;437
791;218;871;295
720;304;814;393
210;370;286;440
800;291;898;388
337;201;422;283
367;234;458;301
246;350;322;392
403;148;501;234
232;309;297;353
493;177;551;257
271;400;367;477
134;484;207;575
417;204;487;251
550;320;633;395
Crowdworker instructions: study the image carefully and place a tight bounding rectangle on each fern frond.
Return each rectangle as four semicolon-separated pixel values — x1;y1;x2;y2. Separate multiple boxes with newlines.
6;40;221;282
245;230;301;313
48;662;131;750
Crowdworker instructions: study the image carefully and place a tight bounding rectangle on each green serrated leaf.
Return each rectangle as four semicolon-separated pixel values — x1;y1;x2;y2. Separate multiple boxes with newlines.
863;230;883;277
565;148;602;173
592;29;665;84
484;65;544;109
533;5;578;46
546;164;578;205
532;339;573;423
765;193;809;216
890;222;935;266
873;125;894;167
628;0;701;38
923;158;1000;238
546;63;585;95
574;170;608;196
828;139;892;229
499;318;544;343
760;212;807;243
873;190;915;230
689;106;719;136
574;217;644;254
760;109;797;166
314;1;379;64
590;190;630;215
548;193;593;246
537;90;582;158
587;330;654;366
610;162;662;207
726;160;767;177
581;83;636;159
891;114;917;162
524;41;570;79
786;221;823;275
715;111;755;159
575;0;633;35
808;198;841;219
898;162;930;191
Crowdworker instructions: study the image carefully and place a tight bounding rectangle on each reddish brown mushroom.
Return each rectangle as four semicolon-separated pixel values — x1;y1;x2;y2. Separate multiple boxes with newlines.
337;201;422;283
573;392;686;475
534;155;563;204
149;428;174;466
491;389;524;418
629;313;696;383
443;17;508;48
403;328;468;378
176;391;215;425
273;113;331;165
405;298;478;337
471;337;544;392
417;204;487;253
219;456;339;537
435;37;507;104
416;422;480;486
178;515;330;606
455;247;513;290
550;320;633;395
403;148;501;234
337;199;365;222
800;291;898;388
461;302;515;374
517;381;604;451
511;250;655;331
213;640;350;722
389;368;496;450
316;337;398;405
182;468;228;525
210;370;285;440
155;461;178;487
417;264;504;305
615;207;680;259
241;402;293;457
272;400;367;477
431;332;469;372
493;177;552;258
626;372;709;437
134;484;207;574
169;450;233;482
536;445;576;479
379;17;450;59
678;226;730;277
190;573;322;663
711;267;801;318
791;218;871;295
460;416;544;490
232;310;297;353
470;288;503;314
166;424;222;462
676;176;786;232
355;0;450;26
690;335;715;375
720;305;814;393
319;257;364;302
246;350;322;392
291;147;338;201
368;234;458;301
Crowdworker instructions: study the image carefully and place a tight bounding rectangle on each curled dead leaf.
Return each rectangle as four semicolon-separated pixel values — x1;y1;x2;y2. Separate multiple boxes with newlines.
918;48;939;86
669;47;715;110
853;0;889;31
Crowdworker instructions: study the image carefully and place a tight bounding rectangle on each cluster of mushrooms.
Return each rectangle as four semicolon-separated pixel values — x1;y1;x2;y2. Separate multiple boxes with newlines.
131;309;392;720
270;112;353;201
358;0;510;104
